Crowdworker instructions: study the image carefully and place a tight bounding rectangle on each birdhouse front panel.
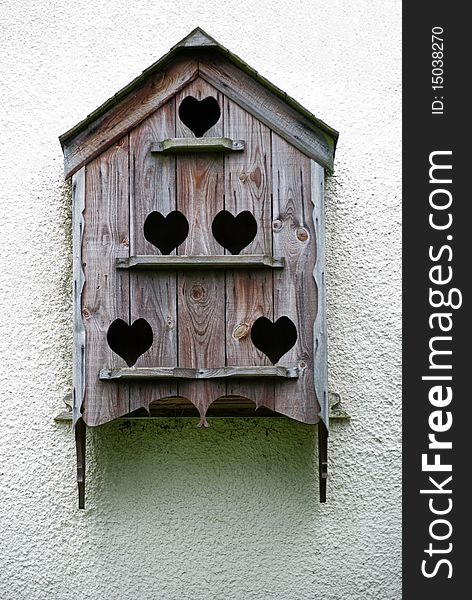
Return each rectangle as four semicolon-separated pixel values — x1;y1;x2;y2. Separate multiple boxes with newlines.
78;76;322;427
63;27;337;507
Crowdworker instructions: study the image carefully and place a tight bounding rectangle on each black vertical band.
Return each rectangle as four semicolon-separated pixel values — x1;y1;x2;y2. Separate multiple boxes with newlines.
403;5;469;597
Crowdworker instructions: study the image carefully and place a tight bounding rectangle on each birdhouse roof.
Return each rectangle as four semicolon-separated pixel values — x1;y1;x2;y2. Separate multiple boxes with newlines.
60;27;338;177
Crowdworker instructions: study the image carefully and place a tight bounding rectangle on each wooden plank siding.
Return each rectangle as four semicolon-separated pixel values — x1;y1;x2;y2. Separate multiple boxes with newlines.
174;78;226;425
79;86;321;426
128;99;178;413
223;99;275;411
81;139;130;426
271;133;319;424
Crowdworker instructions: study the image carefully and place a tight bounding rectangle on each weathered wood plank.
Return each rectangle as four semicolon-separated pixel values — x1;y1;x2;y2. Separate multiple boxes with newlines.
223;98;275;410
311;160;328;429
175;78;226;425
271;133;319;424
72;168;86;426
199;53;335;172
116;254;284;270
82;138;130;426
62;56;198;178
152;137;244;153
128;99;178;412
100;366;299;380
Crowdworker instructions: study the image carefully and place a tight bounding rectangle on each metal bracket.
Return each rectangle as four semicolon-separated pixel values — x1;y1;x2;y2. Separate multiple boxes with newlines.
75;418;86;509
328;391;351;420
318;421;328;503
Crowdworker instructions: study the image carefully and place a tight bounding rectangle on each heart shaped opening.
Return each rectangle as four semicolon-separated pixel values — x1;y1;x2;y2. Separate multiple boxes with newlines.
143;210;189;254
250;316;297;364
107;318;153;367
178;96;221;137
212;210;257;254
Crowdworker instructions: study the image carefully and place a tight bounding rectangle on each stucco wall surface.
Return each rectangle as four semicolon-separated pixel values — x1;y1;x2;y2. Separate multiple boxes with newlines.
0;1;401;599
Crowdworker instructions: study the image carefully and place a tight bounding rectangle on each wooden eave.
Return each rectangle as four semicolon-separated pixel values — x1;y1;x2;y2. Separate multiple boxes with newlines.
60;27;339;178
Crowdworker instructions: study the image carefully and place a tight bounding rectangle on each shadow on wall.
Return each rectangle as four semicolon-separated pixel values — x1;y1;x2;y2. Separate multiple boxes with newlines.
58;420;323;597
86;418;318;519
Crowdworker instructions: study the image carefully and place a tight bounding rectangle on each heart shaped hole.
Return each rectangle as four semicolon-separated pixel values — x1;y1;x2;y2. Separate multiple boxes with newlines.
107;318;153;367
251;316;297;364
143;210;189;254
178;96;221;137
212;210;257;255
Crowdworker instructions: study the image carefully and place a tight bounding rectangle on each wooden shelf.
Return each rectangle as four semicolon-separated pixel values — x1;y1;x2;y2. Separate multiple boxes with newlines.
116;254;284;270
99;366;299;381
151;137;245;154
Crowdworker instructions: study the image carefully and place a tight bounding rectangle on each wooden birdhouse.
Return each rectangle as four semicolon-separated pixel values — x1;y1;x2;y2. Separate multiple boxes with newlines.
60;28;338;508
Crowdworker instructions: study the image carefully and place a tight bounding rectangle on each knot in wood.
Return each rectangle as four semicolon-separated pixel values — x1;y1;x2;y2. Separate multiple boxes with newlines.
250;166;262;187
190;284;206;302
82;307;91;320
296;227;309;242
272;219;283;231
233;323;250;340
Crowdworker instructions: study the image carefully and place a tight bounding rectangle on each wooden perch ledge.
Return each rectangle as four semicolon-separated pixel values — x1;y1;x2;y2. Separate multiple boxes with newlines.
151;137;245;153
99;366;299;381
116;255;285;270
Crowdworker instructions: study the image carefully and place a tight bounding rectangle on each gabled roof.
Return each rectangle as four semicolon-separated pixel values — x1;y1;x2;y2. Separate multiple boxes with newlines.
60;28;338;177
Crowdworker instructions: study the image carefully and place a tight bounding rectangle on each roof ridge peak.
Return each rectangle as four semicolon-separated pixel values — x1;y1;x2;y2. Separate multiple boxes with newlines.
173;27;221;50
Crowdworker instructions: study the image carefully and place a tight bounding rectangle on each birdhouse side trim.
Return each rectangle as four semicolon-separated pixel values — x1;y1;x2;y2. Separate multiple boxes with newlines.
72;167;86;426
311;160;329;430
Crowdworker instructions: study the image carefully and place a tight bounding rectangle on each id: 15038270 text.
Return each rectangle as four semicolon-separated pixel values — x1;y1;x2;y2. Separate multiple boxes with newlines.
431;26;445;115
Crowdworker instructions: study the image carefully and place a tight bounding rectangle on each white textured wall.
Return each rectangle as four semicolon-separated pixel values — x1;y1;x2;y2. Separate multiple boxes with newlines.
0;1;401;599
